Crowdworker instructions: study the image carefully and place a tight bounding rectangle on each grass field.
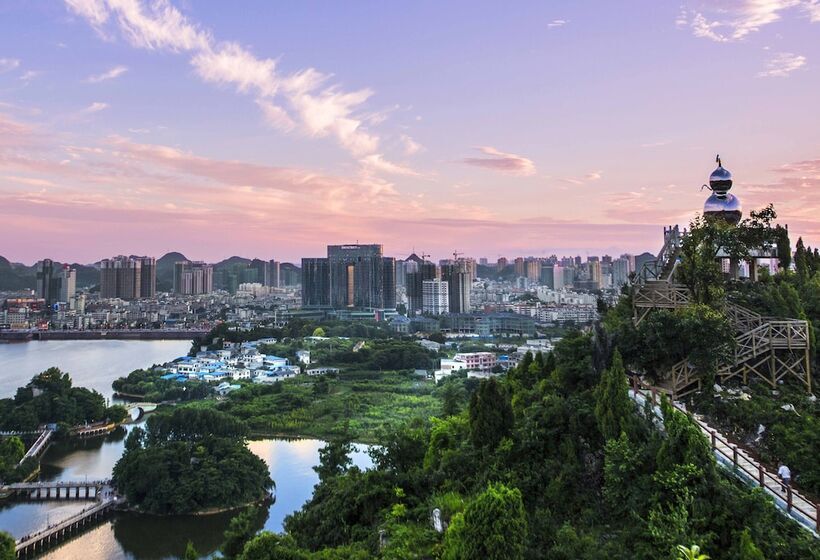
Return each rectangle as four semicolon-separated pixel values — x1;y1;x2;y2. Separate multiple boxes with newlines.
186;370;441;444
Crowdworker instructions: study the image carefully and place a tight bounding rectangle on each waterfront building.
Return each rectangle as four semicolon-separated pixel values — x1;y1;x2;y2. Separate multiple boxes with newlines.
173;261;213;295
100;256;139;300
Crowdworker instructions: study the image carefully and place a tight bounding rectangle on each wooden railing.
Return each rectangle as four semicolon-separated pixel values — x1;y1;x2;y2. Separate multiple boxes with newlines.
633;283;691;309
632;225;685;286
630;377;819;536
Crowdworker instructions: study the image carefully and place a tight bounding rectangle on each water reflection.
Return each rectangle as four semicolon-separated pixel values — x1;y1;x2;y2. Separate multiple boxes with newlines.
0;340;191;399
3;434;372;559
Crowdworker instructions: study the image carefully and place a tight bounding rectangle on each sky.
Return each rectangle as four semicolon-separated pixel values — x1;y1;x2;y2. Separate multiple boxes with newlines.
0;0;819;264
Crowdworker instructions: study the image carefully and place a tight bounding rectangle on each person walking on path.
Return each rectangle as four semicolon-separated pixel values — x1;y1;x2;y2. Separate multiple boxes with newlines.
777;463;791;493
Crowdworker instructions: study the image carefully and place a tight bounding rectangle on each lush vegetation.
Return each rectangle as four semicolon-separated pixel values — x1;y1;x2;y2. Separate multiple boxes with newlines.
0;531;14;560
191;368;441;443
0;368;123;432
111;368;211;402
218;333;818;559
191;320;394;356
112;408;272;514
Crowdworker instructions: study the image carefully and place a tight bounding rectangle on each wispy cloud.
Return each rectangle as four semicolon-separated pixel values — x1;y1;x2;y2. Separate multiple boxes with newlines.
684;1;820;43
79;101;109;115
640;140;670;148
0;58;21;73
463;146;536;176
547;19;568;29
400;134;422;156
86;65;128;83
19;70;42;82
560;170;603;185
360;154;419;177
65;0;391;163
757;52;806;77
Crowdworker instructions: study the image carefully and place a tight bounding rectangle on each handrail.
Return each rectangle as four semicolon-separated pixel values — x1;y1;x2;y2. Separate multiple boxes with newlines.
630;377;819;535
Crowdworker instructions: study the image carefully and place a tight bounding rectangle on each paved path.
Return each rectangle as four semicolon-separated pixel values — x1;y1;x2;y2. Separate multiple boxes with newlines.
630;388;818;537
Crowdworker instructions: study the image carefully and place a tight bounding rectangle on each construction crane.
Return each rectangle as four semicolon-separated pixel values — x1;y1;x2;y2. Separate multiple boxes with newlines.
452;250;463;261
420;253;431;263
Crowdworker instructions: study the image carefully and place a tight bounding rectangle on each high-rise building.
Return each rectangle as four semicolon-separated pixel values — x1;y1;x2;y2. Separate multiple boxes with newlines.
99;256;155;299
612;257;631;287
269;260;281;288
441;262;471;314
136;256;156;298
301;258;330;307
250;259;270;287
479;258;488;266
496;257;508;271
100;256;142;300
173;261;213;295
422;279;449;315
327;244;391;309
382;257;397;310
36;259;58;305
525;258;540;282
395;259;407;289
36;260;77;305
59;266;76;303
406;261;437;315
514;257;525;277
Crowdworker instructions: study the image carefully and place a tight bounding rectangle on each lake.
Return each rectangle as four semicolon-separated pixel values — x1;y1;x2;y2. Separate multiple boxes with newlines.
0;339;192;399
0;340;372;558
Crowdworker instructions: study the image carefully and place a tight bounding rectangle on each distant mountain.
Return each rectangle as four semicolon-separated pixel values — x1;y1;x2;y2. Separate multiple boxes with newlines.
0;256;33;291
156;252;188;292
213;256;252;270
0;257;99;291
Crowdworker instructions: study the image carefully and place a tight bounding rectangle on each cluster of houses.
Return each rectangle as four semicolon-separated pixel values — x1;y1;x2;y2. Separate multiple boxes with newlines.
159;339;336;389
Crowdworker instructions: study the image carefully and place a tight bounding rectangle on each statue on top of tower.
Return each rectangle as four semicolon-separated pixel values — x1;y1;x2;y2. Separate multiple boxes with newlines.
703;154;742;225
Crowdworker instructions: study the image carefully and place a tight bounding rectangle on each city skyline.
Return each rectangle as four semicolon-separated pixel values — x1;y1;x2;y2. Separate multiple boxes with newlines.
1;1;819;264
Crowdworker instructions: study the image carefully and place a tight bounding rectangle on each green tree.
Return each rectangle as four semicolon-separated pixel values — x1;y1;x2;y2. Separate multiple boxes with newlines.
183;540;198;560
676;544;709;560
239;532;308;559
0;436;25;480
105;404;128;423
314;440;352;481
734;529;764;560
0;531;14;560
222;506;264;559
438;378;466;417
312;327;326;337
468;378;513;449
594;350;633;440
442;482;528;560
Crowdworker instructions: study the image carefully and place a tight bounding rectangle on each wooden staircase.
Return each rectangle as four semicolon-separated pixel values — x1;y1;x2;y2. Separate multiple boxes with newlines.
631;229;812;398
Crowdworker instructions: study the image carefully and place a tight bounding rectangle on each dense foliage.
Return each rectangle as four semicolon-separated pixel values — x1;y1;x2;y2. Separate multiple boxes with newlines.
220;332;818;559
0;368;121;431
198;369;441;442
113;408;271;514
112;368;211;402
0;531;14;560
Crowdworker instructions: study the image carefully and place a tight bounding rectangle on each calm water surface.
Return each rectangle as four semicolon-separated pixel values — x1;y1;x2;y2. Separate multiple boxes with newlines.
0;339;192;398
0;341;372;559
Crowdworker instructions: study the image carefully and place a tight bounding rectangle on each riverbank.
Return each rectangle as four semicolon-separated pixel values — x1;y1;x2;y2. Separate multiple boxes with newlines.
0;329;206;342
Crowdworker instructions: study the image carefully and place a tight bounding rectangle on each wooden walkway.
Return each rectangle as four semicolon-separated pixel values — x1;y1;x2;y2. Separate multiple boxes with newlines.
630;383;819;537
11;481;120;557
